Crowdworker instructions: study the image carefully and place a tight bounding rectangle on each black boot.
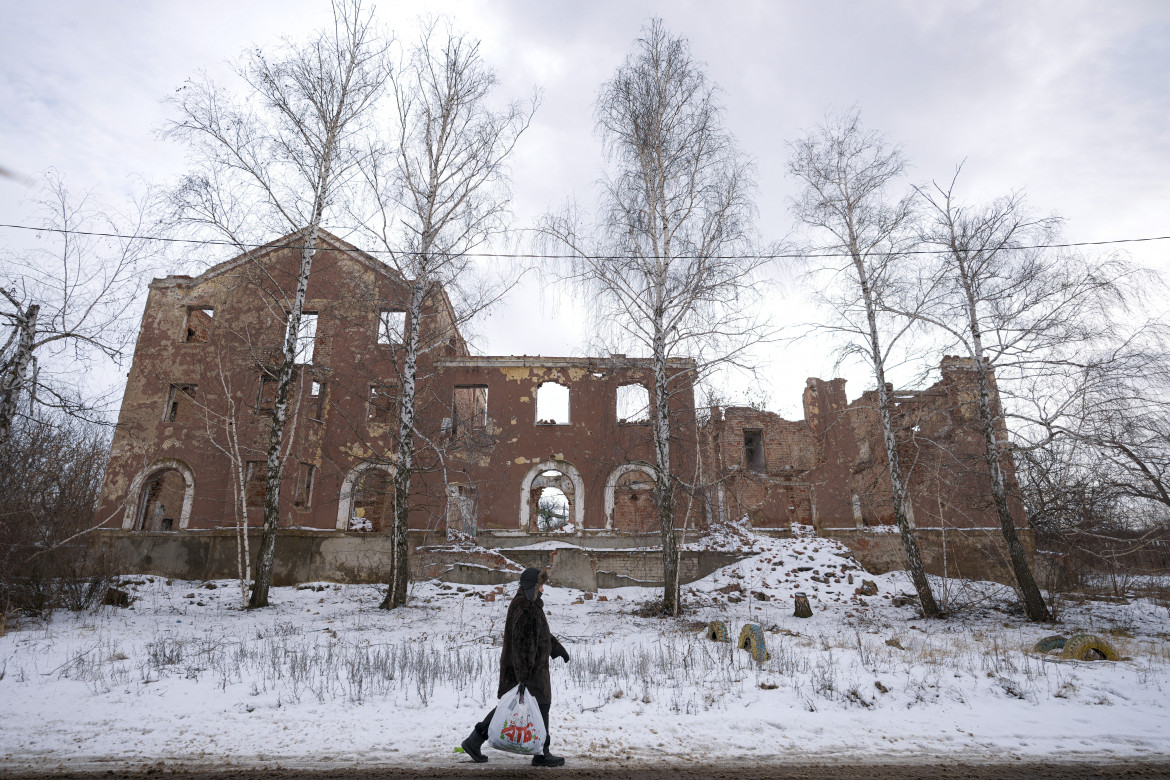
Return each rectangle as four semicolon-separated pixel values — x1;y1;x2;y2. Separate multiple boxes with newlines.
532;751;565;767
461;728;488;763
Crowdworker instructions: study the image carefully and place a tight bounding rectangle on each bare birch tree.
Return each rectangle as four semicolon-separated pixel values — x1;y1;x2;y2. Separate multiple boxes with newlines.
0;172;156;442
912;169;1147;620
353;20;535;609
542;19;768;616
197;358;261;607
165;0;390;608
787;108;942;618
1067;320;1170;519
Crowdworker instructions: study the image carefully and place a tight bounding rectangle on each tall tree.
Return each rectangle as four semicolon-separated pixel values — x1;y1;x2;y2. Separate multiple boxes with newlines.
0;172;155;443
354;20;535;610
914;170;1144;620
1069;322;1170;521
542;19;767;616
787;108;942;618
165;0;390;608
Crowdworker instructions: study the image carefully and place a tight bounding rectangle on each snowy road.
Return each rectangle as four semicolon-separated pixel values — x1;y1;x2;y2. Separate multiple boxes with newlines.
4;761;1170;779
6;530;1170;776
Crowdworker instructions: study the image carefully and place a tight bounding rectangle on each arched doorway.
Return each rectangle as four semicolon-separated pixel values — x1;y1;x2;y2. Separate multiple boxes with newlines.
534;481;570;532
124;460;195;531
604;463;657;532
519;459;584;532
337;463;396;531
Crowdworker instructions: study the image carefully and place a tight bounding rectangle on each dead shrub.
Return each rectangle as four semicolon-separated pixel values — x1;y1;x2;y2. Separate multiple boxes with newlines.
0;415;115;622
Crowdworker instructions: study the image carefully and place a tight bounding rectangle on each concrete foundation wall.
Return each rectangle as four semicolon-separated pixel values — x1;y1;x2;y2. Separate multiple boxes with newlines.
92;530;743;591
826;527;1036;586
92;524;1029;591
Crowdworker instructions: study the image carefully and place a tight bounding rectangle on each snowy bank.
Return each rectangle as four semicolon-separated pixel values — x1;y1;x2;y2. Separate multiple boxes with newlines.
2;531;1169;772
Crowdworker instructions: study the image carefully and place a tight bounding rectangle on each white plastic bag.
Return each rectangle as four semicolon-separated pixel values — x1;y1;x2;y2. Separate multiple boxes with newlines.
487;684;546;755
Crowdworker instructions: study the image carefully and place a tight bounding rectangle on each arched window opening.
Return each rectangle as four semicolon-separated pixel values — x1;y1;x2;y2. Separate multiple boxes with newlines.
611;468;657;533
529;468;575;532
616;383;650;424
137;469;187;531
537;486;570;532
535;382;569;425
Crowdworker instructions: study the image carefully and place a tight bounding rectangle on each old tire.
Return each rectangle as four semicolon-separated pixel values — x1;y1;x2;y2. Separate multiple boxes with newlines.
1033;635;1068;654
1061;634;1119;661
706;620;730;643
738;623;770;662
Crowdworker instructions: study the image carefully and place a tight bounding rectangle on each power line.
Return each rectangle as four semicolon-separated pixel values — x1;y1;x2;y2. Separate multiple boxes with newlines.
1;221;1168;261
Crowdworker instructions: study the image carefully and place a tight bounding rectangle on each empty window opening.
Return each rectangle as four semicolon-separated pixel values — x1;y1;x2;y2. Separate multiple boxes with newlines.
535;382;569;425
852;492;866;527
309;380;326;420
529;468;575;532
368;384;397;424
536;486;570;532
616;383;650;424
295;463;315;508
744;429;764;470
453;385;488;434
257;374;278;412
378;310;406;345
137;469;185;531
447;483;479;537
350;468;394;532
184;307;213;343
164;384;197;423
288;311;318;364
245;461;267;507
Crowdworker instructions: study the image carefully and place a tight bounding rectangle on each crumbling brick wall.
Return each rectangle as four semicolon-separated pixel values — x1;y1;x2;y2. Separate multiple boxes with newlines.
96;231;704;540
704;358;1027;537
423;356;700;534
95;231;464;534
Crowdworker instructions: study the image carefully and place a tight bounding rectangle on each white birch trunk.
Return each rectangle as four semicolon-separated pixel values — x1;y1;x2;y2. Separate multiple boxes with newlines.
958;262;1050;621
249;198;327;608
854;253;941;618
0;303;39;444
382;280;425;609
652;316;680;616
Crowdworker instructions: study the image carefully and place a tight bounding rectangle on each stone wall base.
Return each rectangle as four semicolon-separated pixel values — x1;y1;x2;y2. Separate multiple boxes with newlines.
90;526;1029;591
91;529;742;592
825;527;1036;586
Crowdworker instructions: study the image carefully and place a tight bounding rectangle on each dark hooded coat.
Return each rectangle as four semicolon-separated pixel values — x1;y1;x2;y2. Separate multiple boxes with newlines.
498;588;565;707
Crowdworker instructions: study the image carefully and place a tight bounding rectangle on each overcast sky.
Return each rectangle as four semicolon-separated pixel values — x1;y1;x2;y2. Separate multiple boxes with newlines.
2;0;1168;418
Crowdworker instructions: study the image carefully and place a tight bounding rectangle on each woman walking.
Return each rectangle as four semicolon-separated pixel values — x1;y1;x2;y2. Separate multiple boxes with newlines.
461;567;570;767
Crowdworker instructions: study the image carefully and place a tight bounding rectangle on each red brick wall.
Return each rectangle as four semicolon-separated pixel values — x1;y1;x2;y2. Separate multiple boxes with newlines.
705;360;1027;537
96;232;449;533
97;232;704;538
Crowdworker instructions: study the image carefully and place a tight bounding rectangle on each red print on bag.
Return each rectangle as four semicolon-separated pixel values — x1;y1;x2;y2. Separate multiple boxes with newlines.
500;719;535;744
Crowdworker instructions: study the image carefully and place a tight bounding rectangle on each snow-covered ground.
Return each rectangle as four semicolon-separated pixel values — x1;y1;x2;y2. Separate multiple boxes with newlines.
3;527;1169;772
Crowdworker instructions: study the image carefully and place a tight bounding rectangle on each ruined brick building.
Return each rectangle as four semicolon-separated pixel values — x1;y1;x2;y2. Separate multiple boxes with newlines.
703;358;1032;577
96;231;1028;584
95;231;698;541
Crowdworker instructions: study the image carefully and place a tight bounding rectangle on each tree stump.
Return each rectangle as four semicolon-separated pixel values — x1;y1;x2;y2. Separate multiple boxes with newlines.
793;592;813;618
